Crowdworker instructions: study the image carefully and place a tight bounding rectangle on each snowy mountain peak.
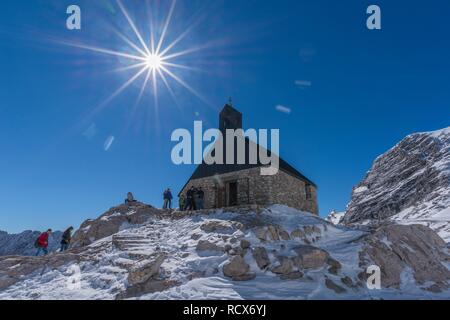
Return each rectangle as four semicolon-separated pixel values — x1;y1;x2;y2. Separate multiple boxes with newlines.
325;211;345;225
342;126;450;241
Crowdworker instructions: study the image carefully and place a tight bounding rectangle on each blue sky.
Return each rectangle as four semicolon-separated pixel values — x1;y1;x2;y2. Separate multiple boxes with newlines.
0;0;449;233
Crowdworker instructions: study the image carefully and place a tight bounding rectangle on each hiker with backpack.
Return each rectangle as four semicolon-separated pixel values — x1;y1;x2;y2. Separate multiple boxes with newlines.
35;229;52;256
60;226;74;252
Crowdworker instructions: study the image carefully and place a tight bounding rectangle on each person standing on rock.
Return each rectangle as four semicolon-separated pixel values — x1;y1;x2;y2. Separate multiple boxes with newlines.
125;192;137;205
35;229;52;256
60;226;74;252
185;186;196;210
163;188;173;209
179;193;186;211
196;187;205;210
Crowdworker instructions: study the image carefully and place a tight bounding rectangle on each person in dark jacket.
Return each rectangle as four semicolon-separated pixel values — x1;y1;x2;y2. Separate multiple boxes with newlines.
185;186;196;211
35;229;52;256
196;187;205;210
60;226;74;252
163;188;173;209
125;192;137;205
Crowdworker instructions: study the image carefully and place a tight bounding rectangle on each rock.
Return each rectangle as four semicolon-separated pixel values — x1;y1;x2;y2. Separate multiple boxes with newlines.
255;227;268;241
191;233;201;240
71;203;158;248
224;244;232;252
117;279;179;300
252;247;271;270
303;225;321;236
280;271;303;280
267;226;280;241
278;229;290;240
340;276;354;287
223;256;253;281
359;224;450;290
271;257;294;275
200;220;242;234
229;246;246;257
196;240;224;255
240;239;251;249
127;253;166;286
293;245;329;269
325;278;346;294
327;257;342;275
343;127;450;243
290;229;305;239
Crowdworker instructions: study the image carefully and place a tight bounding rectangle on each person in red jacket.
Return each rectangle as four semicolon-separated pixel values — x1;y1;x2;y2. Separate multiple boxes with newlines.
35;229;52;256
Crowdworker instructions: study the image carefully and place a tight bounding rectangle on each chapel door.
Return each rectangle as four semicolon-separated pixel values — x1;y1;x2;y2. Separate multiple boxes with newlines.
228;181;238;206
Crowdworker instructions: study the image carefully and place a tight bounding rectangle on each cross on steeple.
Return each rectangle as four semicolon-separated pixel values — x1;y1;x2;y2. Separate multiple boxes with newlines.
228;97;233;106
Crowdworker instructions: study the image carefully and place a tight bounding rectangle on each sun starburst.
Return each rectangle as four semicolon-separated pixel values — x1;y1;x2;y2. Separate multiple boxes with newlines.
62;0;211;116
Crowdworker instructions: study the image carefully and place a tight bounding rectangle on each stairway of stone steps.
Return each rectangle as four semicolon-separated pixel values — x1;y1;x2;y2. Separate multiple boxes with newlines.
112;230;158;260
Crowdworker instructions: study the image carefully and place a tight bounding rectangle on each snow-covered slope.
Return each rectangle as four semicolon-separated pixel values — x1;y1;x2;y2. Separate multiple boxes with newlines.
0;230;62;256
325;211;345;225
343;126;450;241
0;204;448;300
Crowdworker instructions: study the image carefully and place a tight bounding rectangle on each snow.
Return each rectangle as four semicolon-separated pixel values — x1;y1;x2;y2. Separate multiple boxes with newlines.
1;205;449;300
353;186;368;193
325;211;345;225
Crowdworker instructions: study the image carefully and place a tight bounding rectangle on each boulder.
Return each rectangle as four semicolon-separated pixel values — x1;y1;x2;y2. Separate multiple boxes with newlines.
290;229;306;239
223;256;255;281
196;240;224;255
252;247;271;270
278;229;290;241
255;228;268;241
325;278;346;294
293;245;329;269
240;239;251;249
271;257;294;275
267;226;280;241
127;253;166;286
327;257;342;275
359;224;450;290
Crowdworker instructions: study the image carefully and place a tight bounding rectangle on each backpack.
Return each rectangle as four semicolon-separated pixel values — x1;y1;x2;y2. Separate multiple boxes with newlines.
34;237;40;248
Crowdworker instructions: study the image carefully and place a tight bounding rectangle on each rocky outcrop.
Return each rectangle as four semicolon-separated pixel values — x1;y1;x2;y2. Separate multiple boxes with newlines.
71;203;159;248
200;220;243;234
359;224;450;291
343;127;450;241
0;253;80;291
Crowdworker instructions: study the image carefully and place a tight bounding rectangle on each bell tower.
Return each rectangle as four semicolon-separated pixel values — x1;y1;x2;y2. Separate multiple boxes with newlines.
219;100;242;134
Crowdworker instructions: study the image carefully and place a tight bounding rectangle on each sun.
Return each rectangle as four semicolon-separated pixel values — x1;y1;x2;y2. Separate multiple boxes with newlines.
145;53;162;70
60;0;212;114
